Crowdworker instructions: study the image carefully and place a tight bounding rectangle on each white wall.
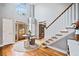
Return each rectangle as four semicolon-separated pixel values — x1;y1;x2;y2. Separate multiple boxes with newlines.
0;4;5;45
0;3;32;24
0;18;2;46
34;3;71;39
45;4;76;40
0;3;33;35
34;4;78;53
35;3;71;26
0;3;33;46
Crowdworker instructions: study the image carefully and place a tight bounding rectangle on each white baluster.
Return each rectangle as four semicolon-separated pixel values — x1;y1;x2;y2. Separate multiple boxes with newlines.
67;9;70;26
65;11;68;27
70;6;72;25
75;3;78;21
71;3;76;24
69;7;71;26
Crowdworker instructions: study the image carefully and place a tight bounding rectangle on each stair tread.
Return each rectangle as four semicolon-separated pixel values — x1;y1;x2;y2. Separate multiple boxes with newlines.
60;29;68;33
45;39;54;43
60;31;68;33
45;39;59;45
60;30;68;31
51;36;58;39
44;26;74;46
66;26;75;29
72;22;76;24
46;30;74;45
48;39;53;41
45;41;50;43
56;34;63;36
45;40;56;45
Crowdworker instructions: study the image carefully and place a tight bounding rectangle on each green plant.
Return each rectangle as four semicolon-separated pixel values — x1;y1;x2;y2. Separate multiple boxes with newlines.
28;30;32;35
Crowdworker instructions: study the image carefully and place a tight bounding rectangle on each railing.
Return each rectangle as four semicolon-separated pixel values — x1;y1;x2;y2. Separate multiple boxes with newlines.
46;3;73;29
44;3;79;54
45;3;78;40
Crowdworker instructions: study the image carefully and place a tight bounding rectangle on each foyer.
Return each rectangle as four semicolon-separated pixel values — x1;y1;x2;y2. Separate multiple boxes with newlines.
2;40;65;56
0;3;79;56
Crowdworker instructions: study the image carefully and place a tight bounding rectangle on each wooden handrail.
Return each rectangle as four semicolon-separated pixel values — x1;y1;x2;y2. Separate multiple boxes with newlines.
46;3;73;29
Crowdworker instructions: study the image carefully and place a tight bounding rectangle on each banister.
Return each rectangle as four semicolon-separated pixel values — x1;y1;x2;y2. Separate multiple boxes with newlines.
46;3;73;29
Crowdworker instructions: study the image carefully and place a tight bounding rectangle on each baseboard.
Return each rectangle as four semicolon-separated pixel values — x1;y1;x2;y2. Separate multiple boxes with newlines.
1;42;15;47
0;45;4;47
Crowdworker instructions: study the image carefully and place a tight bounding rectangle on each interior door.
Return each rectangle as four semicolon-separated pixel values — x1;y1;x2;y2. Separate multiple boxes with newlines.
3;18;15;45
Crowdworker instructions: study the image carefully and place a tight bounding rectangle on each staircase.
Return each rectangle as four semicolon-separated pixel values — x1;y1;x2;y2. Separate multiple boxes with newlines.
43;28;74;54
42;3;79;54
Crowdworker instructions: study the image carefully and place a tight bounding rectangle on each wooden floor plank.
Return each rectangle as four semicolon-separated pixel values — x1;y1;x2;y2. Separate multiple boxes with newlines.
39;48;60;56
1;44;66;56
40;47;65;56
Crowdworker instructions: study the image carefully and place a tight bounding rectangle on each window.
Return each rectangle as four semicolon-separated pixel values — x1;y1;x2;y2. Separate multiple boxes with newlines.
16;3;27;16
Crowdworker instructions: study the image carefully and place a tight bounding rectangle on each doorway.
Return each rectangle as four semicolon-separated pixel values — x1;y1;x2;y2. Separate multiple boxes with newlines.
15;21;27;42
39;24;46;39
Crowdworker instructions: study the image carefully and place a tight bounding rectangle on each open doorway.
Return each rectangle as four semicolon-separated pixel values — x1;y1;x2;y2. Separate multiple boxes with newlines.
39;24;46;39
15;21;27;42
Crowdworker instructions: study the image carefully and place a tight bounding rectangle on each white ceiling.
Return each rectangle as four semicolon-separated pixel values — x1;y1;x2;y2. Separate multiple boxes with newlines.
33;3;71;6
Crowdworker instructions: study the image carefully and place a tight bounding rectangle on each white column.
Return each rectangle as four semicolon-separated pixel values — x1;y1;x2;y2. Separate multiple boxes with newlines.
69;7;72;25
28;17;32;31
31;18;36;35
65;11;68;26
75;3;79;21
67;9;70;26
74;4;76;21
71;4;75;23
78;3;79;20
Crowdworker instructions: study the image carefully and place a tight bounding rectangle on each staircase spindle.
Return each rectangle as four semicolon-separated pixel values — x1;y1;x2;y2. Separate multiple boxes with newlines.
70;6;72;25
76;3;78;21
66;9;68;26
74;4;76;21
71;3;75;23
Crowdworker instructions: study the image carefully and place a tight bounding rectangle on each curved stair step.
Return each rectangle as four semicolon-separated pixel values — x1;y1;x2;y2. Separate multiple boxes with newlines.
56;34;63;36
48;39;53;41
60;31;68;33
45;40;54;45
51;36;58;39
66;26;75;29
45;41;50;43
60;29;68;33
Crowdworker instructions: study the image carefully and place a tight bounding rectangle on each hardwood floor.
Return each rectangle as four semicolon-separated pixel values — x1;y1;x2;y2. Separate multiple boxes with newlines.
1;44;66;56
0;47;3;56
